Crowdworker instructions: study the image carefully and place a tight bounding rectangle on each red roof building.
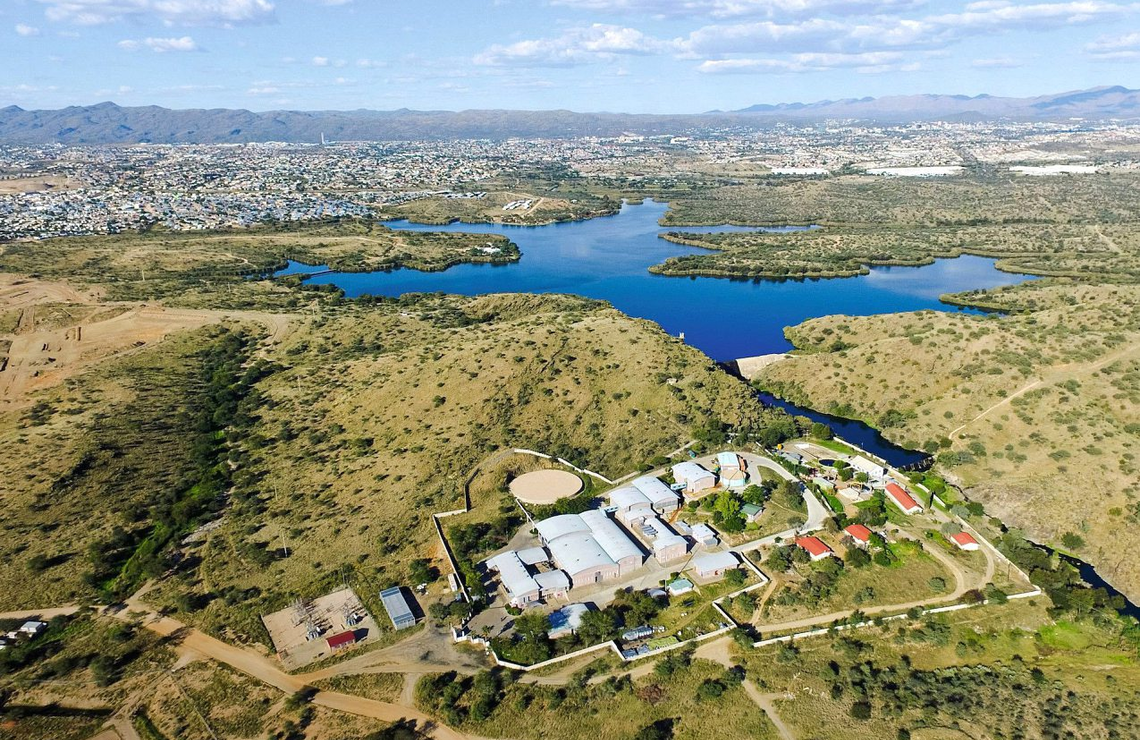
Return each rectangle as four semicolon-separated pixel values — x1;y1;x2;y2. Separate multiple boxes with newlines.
795;536;835;561
950;532;980;551
884;482;923;514
843;524;873;546
326;631;357;650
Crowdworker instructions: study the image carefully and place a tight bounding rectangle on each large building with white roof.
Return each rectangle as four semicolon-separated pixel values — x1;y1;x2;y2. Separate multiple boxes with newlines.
630;476;682;514
636;515;688;564
672;462;716;494
609;486;654;524
535;509;645;587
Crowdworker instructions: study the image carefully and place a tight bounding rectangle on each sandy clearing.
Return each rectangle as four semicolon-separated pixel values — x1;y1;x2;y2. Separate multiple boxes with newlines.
0;275;294;410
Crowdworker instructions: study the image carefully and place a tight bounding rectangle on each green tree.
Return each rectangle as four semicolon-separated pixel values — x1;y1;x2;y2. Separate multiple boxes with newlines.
576;608;618;644
1060;532;1085;550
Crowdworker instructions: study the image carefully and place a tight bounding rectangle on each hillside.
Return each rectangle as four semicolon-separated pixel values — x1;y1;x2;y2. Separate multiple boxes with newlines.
0;265;781;626
0;218;517;304
3;86;1140;144
756;279;1140;599
732;85;1140;120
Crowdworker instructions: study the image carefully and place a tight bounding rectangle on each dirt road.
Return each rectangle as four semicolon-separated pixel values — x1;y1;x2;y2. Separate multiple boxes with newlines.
753;534;992;636
130;612;486;740
744;683;796;740
0;605;82;620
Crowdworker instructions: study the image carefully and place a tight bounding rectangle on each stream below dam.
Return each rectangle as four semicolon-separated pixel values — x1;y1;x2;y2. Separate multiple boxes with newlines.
274;199;1139;611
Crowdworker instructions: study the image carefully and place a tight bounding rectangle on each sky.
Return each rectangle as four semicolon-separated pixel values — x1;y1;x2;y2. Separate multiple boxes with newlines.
2;0;1139;113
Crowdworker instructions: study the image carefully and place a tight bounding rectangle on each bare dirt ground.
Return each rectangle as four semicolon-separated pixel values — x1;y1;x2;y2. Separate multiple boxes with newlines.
0;176;76;194
0;274;293;411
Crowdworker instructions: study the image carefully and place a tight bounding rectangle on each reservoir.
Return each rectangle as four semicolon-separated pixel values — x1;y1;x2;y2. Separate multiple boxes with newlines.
300;199;1026;361
288;199;1031;464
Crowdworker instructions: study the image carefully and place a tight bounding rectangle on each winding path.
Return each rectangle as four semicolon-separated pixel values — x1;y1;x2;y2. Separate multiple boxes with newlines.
116;603;492;740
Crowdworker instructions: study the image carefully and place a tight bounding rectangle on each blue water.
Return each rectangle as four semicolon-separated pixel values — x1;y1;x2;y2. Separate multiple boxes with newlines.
274;260;330;276
297;200;1027;362
282;199;1032;465
756;392;932;469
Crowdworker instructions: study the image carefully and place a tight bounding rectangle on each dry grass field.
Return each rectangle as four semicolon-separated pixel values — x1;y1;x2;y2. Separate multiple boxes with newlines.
758;279;1140;600
148;291;772;645
0;218;517;302
659;171;1140;227
654;222;1140;280
381;189;617;226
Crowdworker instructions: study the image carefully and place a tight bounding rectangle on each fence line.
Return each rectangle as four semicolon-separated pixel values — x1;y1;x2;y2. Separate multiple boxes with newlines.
752;588;1043;647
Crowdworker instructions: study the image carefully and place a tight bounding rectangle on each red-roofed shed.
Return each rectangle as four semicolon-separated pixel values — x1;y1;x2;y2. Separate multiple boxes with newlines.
843;524;873;546
326;631;357;650
885;482;922;514
795;536;835;561
950;532;980;551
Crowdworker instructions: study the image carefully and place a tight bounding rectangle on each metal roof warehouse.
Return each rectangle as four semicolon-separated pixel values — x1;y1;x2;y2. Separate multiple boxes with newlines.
380;586;416;630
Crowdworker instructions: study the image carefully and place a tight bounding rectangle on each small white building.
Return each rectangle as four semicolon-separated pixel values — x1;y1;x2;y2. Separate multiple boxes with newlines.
690;523;720;548
637;515;688;564
534;570;571;599
672;462;716;494
691;551;741;579
848;455;887;481
716;451;748;488
486;551;542;607
18;621;47;637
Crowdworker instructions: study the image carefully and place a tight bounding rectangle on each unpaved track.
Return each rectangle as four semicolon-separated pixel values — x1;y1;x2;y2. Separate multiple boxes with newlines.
0;605;82;620
753;533;991;635
130;611;492;740
949;343;1138;440
694;638;797;739
298;625;484;683
745;684;796;740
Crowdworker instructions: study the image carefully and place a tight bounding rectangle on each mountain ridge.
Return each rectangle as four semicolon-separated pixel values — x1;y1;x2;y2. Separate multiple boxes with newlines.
2;86;1138;144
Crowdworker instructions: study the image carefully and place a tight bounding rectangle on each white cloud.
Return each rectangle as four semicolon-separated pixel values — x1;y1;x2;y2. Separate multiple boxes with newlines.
118;35;199;52
16;23;42;36
698;50;912;73
971;55;1022;67
312;56;329;66
355;58;387;68
1085;29;1140;51
551;0;922;19
247;85;280;94
475;23;669;66
1087;48;1140;58
681;18;845;56
36;0;276;27
679;1;1139;56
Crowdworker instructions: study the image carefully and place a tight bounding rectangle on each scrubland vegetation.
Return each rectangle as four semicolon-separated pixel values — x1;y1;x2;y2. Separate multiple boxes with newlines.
759;280;1140;599
415;656;776;740
0;217;517;302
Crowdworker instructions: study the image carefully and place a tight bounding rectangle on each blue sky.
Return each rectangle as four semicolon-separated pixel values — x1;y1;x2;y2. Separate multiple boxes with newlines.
3;0;1139;112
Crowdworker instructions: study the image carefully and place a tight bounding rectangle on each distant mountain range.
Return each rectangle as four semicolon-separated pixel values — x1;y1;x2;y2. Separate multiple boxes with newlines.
2;86;1138;144
728;85;1140;121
